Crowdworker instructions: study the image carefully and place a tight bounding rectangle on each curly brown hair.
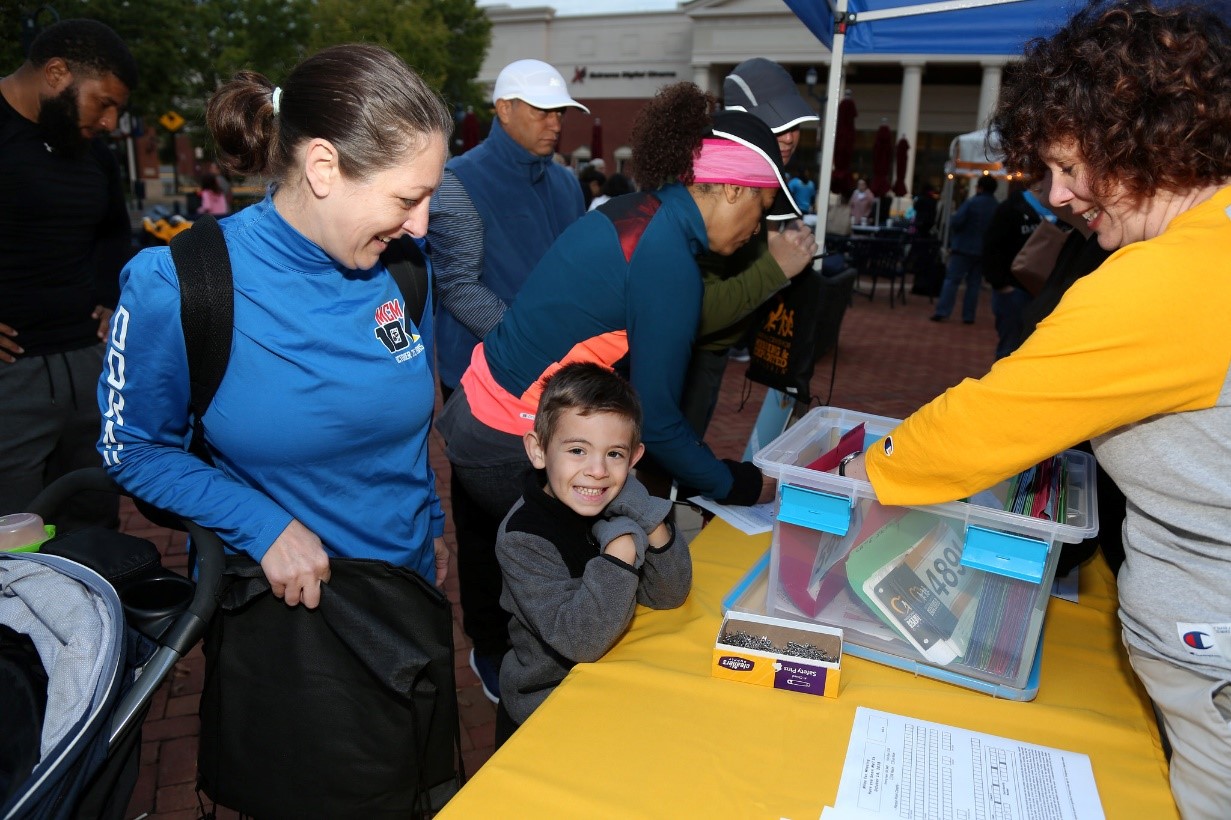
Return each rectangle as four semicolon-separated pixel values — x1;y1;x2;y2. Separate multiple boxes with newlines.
627;82;717;190
992;0;1231;202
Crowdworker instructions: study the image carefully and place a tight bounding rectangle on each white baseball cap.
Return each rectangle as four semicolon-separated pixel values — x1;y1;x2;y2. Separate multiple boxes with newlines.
492;59;590;113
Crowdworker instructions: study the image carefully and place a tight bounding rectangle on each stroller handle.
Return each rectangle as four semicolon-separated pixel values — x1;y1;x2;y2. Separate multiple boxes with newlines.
27;467;118;520
27;468;225;656
163;519;224;655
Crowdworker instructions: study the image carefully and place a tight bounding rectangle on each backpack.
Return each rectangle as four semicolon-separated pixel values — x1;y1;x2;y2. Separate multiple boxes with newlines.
134;216;430;528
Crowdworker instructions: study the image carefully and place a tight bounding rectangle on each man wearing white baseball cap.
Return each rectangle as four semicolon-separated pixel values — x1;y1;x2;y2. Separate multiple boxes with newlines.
427;59;588;704
492;58;589;114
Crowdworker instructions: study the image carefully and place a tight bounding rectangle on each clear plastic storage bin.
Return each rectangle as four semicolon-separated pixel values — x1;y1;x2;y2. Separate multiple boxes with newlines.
746;407;1099;699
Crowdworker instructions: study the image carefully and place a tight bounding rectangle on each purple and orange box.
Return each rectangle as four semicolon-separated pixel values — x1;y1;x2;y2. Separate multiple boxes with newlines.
711;611;842;698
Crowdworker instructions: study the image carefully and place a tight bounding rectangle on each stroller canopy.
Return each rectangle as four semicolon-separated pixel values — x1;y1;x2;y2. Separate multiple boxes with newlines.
1;553;126;820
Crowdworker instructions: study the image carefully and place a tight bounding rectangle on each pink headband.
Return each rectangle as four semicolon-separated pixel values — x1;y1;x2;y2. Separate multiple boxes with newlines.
691;138;779;188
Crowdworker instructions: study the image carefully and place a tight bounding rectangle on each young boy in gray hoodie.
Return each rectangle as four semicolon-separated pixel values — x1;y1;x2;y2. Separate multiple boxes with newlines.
494;362;692;747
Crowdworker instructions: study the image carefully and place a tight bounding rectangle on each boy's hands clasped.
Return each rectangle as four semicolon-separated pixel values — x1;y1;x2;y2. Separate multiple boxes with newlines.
593;517;648;567
604;478;672;534
593;478;675;567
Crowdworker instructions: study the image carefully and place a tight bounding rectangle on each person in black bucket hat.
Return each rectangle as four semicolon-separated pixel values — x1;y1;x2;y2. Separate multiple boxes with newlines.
704;108;802;221
676;57;823;442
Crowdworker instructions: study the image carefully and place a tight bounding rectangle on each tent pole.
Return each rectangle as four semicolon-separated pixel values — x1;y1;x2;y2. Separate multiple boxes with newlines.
814;0;848;257
801;0;1034;257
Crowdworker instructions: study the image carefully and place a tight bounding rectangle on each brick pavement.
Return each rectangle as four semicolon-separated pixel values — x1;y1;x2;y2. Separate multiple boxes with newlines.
121;280;997;819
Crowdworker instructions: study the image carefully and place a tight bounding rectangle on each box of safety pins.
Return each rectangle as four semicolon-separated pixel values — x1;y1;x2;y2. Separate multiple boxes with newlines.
711;610;842;698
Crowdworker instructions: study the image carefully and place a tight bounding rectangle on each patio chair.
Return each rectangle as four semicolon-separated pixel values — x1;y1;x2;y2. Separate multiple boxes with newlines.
851;235;909;307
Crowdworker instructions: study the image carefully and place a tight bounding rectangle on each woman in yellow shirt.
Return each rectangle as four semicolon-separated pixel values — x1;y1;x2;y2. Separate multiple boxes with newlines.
844;3;1231;816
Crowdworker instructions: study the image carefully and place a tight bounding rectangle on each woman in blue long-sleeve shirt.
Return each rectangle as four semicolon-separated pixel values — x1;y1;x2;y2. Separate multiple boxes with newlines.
98;45;453;607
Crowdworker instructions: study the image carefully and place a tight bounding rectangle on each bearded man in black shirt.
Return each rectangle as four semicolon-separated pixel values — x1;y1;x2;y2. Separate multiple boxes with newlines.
0;19;137;530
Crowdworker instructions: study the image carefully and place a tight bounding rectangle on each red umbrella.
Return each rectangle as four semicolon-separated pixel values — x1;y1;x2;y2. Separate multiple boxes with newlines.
870;123;893;197
892;136;910;197
590;117;604;166
831;95;857;195
460;109;479;153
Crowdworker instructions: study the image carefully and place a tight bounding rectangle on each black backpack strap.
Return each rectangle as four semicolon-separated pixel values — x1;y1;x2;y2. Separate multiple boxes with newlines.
134;216;233;531
381;236;429;325
168;214;233;460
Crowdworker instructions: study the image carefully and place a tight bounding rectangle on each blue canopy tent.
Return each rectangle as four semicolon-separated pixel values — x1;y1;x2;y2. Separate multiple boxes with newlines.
780;0;1079;243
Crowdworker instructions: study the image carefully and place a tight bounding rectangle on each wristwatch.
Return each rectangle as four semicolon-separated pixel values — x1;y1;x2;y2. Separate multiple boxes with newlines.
838;450;863;477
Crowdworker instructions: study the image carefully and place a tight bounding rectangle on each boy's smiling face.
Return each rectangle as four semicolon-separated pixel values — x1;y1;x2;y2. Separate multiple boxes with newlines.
524;409;644;517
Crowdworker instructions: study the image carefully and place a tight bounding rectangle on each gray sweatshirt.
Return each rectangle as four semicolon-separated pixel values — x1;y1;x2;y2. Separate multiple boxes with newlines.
496;472;692;725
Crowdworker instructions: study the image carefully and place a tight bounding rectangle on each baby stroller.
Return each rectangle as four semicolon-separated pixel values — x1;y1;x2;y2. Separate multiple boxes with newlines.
0;468;223;820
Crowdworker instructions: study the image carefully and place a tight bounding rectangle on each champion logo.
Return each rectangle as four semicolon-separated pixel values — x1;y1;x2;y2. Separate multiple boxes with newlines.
718;656;753;672
1177;622;1230;658
1183;631;1214;651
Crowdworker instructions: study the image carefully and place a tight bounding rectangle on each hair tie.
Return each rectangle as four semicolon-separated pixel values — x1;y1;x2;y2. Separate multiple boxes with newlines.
271;86;283;116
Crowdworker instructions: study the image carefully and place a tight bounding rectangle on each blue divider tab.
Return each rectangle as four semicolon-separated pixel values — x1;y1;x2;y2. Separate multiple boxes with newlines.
961;526;1049;583
777;484;854;536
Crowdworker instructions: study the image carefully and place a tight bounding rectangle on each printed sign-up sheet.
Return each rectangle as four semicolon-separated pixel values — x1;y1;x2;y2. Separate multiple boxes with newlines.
822;707;1104;820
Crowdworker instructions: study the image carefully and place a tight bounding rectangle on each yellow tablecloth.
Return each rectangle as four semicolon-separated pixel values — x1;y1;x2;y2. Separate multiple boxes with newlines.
441;520;1175;819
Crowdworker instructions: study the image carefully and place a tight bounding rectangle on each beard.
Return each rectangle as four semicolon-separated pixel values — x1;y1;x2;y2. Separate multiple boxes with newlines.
38;86;89;158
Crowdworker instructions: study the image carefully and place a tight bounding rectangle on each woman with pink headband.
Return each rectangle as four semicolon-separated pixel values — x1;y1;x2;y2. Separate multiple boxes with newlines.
435;84;795;679
439;81;796;505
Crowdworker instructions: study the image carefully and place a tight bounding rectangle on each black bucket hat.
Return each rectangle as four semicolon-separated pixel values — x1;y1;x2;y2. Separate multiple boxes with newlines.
705;109;802;220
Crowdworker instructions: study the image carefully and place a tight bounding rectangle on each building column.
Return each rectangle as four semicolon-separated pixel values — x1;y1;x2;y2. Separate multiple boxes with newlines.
976;62;1003;131
692;63;713;94
896;61;924;198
